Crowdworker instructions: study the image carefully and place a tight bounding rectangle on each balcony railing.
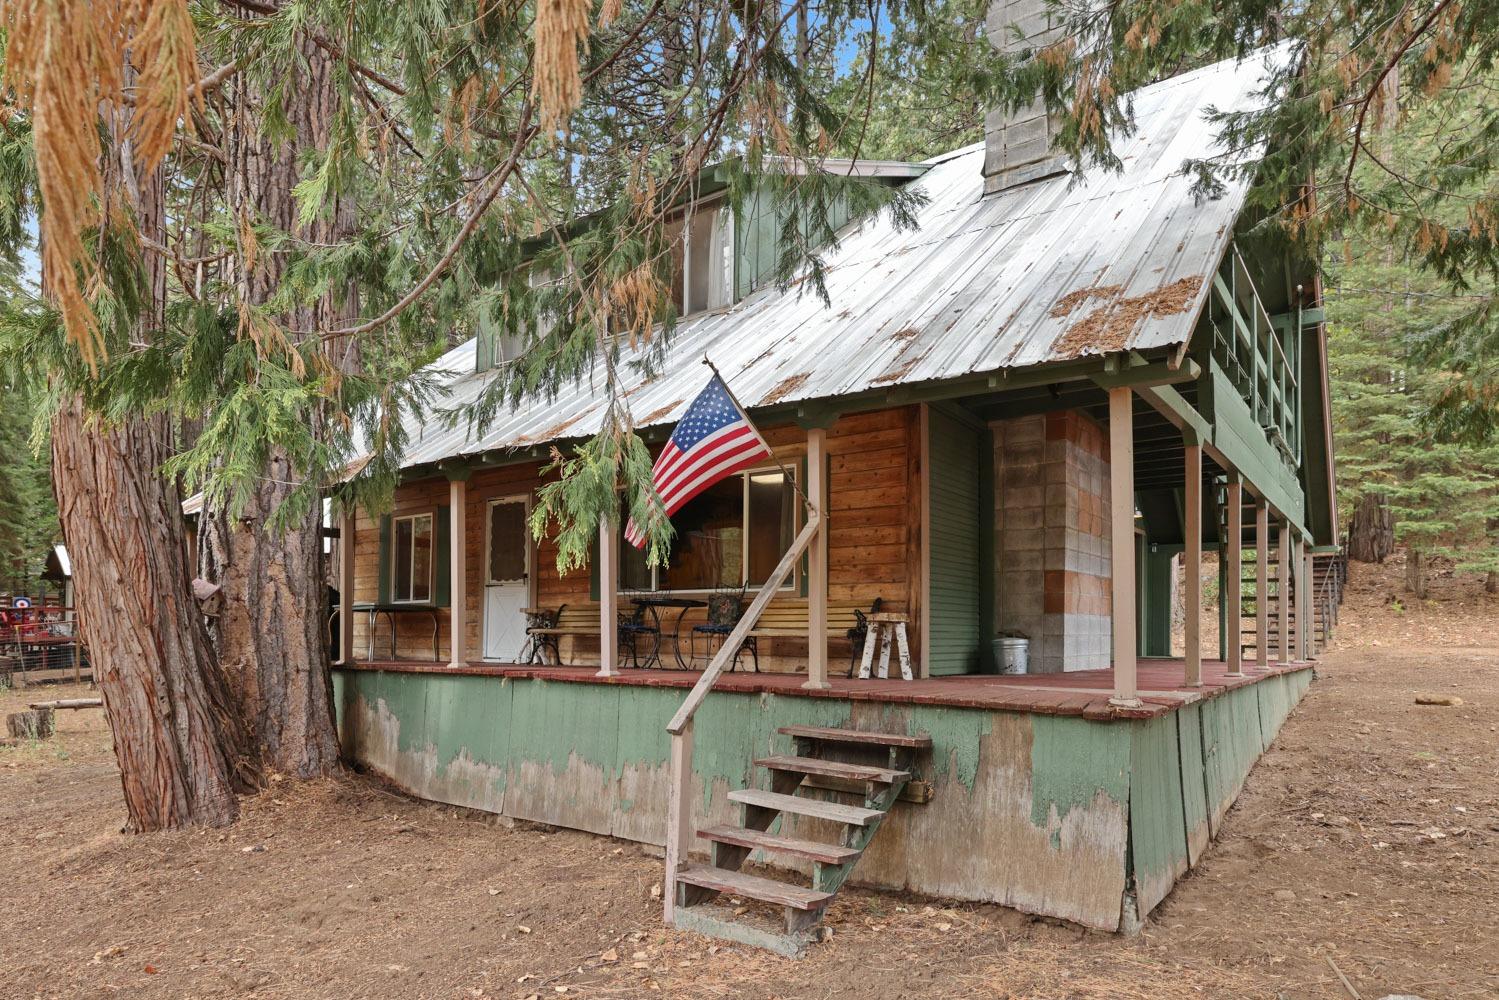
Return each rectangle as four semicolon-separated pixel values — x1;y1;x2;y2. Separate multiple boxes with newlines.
1208;246;1300;464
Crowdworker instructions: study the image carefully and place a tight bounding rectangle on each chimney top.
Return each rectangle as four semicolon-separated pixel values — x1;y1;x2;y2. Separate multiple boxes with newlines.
982;0;1069;194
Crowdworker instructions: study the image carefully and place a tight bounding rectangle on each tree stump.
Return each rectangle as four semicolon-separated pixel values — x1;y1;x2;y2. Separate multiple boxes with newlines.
6;709;55;740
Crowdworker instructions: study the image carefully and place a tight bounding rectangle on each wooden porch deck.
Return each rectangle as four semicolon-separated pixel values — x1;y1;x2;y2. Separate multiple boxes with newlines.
342;657;1313;721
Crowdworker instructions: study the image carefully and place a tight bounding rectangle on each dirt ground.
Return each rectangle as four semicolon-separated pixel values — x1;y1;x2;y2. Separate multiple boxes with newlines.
3;555;1496;999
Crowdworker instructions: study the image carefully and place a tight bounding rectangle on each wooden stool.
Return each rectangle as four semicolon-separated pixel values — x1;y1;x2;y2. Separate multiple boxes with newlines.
858;613;913;681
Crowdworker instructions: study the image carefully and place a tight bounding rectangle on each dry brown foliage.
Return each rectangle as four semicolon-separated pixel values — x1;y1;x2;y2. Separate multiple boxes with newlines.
532;0;590;131
1;0;198;366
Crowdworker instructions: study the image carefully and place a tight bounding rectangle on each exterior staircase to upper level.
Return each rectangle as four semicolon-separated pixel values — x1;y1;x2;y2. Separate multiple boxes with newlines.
669;725;931;957
1239;549;1348;660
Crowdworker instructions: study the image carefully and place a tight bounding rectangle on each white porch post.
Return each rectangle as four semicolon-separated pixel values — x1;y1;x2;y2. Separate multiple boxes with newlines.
1108;387;1140;707
1277;520;1291;664
1255;502;1270;670
598;518;620;677
803;426;830;690
447;475;468;669
1224;474;1244;677
1183;439;1202;687
338;509;356;665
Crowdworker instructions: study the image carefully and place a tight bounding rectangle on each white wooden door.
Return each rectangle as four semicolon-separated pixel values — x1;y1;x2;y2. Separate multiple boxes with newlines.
483;498;530;661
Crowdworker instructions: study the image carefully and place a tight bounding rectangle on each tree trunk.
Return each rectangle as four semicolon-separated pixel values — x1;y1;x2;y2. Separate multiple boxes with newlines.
1347;492;1394;563
197;26;351;779
1404;548;1427;599
53;403;254;829
46;99;253;832
1486;570;1497;595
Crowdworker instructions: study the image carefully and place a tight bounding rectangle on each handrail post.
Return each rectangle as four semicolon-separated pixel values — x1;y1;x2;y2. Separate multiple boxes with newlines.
663;720;693;921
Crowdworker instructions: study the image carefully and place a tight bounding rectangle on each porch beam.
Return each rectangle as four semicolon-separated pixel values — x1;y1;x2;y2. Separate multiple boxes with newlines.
598;519;620;677
1183;440;1203;687
1091;356;1202;390
447;476;468;669
338;509;356;665
1107;386;1141;708
1224;474;1244;677
804;426;830;690
1255;501;1270;670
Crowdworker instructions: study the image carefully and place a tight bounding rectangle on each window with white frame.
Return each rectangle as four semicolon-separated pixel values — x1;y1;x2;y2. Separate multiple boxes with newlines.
621;467;797;592
392;512;435;603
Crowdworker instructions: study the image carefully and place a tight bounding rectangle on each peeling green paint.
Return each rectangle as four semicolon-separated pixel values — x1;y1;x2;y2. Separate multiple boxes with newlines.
1028;715;1131;845
331;664;1312;932
902;706;992;791
1127;714;1189;913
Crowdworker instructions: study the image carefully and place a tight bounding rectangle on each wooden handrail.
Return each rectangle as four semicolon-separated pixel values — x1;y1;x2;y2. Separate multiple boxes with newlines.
662;511;824;923
666;513;822;735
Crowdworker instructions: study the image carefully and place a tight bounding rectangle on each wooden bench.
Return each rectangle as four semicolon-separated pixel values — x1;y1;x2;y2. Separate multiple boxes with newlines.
698;598;881;675
525;604;601;665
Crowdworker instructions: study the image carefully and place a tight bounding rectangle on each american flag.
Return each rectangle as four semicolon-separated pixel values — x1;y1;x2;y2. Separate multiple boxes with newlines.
624;375;772;548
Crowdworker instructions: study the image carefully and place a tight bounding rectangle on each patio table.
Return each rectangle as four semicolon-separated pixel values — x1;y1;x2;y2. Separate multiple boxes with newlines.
631;597;707;670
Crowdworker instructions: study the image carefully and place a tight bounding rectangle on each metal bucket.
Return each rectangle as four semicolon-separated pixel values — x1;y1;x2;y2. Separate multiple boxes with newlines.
993;637;1029;675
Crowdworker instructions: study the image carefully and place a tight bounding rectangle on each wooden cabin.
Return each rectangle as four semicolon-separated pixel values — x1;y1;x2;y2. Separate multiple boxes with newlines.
332;45;1343;953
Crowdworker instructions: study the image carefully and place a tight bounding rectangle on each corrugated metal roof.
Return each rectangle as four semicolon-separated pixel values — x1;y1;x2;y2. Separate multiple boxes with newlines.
399;49;1287;471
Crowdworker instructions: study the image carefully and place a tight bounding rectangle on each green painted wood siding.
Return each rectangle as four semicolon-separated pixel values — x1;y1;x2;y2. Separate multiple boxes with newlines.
733;188;854;301
927;408;982;676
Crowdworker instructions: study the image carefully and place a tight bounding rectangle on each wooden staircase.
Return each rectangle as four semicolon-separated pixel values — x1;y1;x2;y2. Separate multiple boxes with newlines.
1238;550;1348;660
669;724;931;957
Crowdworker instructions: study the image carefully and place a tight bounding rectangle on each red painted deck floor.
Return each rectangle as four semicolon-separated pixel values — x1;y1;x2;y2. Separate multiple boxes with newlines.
345;657;1314;720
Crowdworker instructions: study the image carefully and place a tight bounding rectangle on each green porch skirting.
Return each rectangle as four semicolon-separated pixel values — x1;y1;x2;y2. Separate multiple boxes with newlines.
332;666;1313;931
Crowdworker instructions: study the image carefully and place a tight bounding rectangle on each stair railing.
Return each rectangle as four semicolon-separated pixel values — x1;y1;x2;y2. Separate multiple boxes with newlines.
662;512;823;923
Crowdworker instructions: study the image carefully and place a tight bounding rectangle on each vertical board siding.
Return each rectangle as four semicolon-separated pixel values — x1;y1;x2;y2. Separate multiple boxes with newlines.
335;662;1315;930
926;408;982;675
1128;714;1191;915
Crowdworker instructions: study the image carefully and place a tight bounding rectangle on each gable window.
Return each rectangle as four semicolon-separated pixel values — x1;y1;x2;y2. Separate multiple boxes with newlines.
621;467;796;593
392;512;435;603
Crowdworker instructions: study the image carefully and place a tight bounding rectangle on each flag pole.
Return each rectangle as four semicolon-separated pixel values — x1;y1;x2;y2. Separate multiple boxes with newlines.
700;355;818;519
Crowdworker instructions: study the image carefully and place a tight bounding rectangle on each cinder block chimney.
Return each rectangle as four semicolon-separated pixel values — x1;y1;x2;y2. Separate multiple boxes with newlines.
982;0;1068;194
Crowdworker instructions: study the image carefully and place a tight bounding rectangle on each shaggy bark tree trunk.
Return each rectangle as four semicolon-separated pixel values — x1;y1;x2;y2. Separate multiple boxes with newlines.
197;24;352;779
49;114;252;831
54;403;253;829
1347;492;1394;563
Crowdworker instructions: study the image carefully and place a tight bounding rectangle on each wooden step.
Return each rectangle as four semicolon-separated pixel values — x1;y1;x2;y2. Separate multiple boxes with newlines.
756;755;910;784
777;725;932;749
676;863;834;911
697;825;860;865
728;788;884;826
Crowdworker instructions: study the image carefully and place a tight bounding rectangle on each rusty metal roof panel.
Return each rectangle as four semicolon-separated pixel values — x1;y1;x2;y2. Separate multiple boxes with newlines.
398;49;1286;470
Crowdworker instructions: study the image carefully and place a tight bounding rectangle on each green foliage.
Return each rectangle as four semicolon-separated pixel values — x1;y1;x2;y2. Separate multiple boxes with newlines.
0;380;57;590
